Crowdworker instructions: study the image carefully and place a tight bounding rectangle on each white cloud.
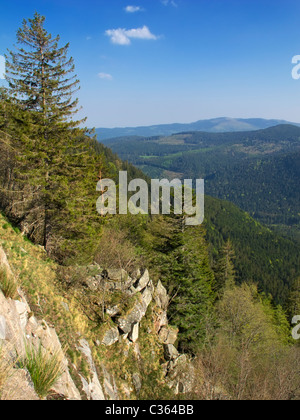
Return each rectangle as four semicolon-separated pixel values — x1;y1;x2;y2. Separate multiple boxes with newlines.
125;5;142;13
105;29;131;45
105;26;158;46
161;0;178;7
98;72;113;81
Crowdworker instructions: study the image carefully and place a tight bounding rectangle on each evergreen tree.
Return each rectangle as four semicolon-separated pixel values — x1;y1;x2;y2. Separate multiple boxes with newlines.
214;239;236;293
5;12;82;127
2;13;104;262
168;224;216;354
287;278;300;319
135;214;216;353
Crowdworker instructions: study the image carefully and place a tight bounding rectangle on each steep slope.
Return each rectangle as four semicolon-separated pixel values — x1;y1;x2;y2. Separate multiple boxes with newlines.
0;214;193;400
204;196;300;304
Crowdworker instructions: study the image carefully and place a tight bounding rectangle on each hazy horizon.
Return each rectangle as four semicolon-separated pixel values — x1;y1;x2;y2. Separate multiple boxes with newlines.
95;116;300;130
1;0;300;127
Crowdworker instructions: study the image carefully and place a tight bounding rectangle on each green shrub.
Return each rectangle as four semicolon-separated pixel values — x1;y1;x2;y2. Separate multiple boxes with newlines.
0;268;18;299
18;342;63;399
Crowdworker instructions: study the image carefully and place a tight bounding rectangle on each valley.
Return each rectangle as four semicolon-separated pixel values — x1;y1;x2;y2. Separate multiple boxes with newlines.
101;125;300;239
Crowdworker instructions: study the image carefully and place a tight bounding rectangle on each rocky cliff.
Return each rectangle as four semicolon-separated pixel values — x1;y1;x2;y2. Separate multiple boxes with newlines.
0;216;194;400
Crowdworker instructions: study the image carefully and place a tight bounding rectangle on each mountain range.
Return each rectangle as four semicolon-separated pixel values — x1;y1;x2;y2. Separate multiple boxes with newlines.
95;117;300;142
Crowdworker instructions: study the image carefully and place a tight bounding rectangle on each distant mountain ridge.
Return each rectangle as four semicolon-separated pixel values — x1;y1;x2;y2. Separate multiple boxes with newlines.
95;117;300;142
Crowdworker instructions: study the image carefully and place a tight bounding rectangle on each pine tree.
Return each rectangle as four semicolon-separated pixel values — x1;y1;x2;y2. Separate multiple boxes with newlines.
5;12;82;127
168;224;216;354
287;277;300;319
2;13;104;262
214;239;236;293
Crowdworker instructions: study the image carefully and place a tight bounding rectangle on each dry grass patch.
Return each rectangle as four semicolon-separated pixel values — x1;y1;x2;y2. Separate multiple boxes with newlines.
0;267;18;299
0;346;13;400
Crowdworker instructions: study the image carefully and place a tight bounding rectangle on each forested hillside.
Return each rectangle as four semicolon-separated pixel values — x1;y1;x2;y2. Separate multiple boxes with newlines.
102;126;300;237
205;196;300;304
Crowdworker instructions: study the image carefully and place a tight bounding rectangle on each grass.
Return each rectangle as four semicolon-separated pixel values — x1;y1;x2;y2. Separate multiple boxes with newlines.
0;215;89;350
0;346;13;400
0;215;100;394
0;267;18;299
18;342;63;399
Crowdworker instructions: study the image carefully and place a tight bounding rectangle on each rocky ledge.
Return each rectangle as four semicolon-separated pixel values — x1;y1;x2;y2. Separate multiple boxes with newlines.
0;245;194;400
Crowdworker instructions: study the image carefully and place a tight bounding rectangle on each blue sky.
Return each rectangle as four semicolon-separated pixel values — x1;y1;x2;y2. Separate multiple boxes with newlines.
1;0;300;128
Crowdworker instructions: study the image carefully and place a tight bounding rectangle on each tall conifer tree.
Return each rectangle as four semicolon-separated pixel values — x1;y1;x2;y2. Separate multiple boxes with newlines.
3;13;102;261
214;239;236;293
6;13;82;127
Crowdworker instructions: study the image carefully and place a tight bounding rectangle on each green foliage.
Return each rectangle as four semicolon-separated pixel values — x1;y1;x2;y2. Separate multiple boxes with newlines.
205;196;300;304
213;239;236;293
287;278;300;320
6;12;82;125
0;14;146;264
0;13;104;263
104;126;300;233
0;34;150;265
96;128;300;306
168;225;215;353
119;213;216;354
0;12;298;388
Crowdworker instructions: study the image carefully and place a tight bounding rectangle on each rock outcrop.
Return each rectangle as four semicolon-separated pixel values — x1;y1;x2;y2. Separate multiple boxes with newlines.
77;339;105;400
0;246;80;400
